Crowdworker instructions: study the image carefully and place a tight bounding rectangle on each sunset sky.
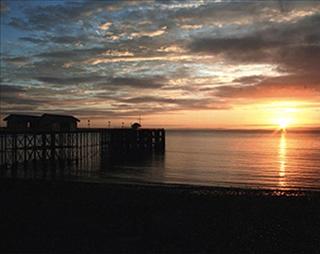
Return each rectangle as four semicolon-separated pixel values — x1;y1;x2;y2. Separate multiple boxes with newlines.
1;0;320;129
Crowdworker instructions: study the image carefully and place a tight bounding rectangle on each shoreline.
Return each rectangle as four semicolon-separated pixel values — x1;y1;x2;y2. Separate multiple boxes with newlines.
1;178;320;253
2;176;320;197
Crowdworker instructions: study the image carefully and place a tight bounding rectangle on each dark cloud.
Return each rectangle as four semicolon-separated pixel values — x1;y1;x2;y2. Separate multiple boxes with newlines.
122;96;204;107
233;76;265;85
109;77;165;89
0;85;48;106
19;37;47;44
35;76;107;85
3;56;30;66
21;34;92;45
35;76;166;89
0;2;8;13
188;12;320;102
0;84;25;93
120;96;230;111
8;17;29;30
188;13;320;62
49;35;89;44
20;35;89;45
190;37;279;54
7;1;139;32
123;96;185;104
189;36;281;63
278;45;320;73
174;1;267;21
174;1;320;27
215;74;320;100
35;47;107;59
2;96;46;106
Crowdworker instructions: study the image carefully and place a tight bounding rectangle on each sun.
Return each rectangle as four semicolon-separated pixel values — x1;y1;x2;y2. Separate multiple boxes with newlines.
269;102;298;131
278;118;289;130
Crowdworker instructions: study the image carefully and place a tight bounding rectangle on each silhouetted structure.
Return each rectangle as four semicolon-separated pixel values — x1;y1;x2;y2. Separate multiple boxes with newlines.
40;114;79;131
3;114;40;131
4;113;79;131
1;113;165;173
0;128;165;172
131;122;141;130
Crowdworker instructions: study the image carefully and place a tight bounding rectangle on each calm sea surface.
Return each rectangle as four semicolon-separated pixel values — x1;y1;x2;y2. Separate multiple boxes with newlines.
6;130;319;191
94;130;320;191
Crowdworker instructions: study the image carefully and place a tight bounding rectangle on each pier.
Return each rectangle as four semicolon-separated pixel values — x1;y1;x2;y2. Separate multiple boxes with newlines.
0;128;165;173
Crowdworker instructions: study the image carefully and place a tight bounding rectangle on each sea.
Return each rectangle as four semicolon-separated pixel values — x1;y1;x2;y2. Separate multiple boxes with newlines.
85;130;320;191
3;130;320;191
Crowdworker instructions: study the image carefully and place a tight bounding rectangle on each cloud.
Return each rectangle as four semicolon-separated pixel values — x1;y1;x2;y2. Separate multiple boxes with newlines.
0;85;48;107
130;26;167;38
233;76;265;85
35;47;107;59
0;2;8;13
4;56;31;66
7;1;142;32
174;1;320;26
278;45;320;74
85;54;216;65
180;24;203;30
187;12;320;103
8;17;29;30
122;96;188;104
189;36;280;63
0;84;25;93
189;36;279;55
35;76;107;85
188;12;320;64
49;35;89;44
120;96;230;110
215;74;320;100
107;77;165;89
99;22;112;30
19;37;47;44
35;76;166;89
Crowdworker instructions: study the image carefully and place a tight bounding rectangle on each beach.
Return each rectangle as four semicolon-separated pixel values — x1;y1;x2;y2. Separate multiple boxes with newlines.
1;179;319;253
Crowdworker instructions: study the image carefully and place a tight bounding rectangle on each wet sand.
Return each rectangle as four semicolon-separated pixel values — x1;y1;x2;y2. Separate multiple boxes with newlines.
0;179;320;253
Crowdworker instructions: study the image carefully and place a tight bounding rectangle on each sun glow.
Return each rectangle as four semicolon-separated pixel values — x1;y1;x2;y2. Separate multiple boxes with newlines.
278;118;290;130
266;102;301;130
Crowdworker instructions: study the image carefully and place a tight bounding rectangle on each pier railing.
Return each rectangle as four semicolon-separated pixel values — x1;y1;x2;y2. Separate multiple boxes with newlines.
0;128;165;169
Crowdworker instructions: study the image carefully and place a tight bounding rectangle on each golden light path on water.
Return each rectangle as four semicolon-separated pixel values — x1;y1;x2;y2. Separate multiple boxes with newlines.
278;131;287;188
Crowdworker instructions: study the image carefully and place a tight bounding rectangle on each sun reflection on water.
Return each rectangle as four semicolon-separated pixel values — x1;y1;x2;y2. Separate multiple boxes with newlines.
278;132;287;188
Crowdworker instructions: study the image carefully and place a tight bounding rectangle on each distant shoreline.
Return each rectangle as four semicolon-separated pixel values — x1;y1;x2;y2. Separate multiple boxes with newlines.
1;125;319;133
1;175;320;195
1;177;320;197
166;128;320;133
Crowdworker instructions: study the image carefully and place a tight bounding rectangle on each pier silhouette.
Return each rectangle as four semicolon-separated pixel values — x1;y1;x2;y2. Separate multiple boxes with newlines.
0;114;165;178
